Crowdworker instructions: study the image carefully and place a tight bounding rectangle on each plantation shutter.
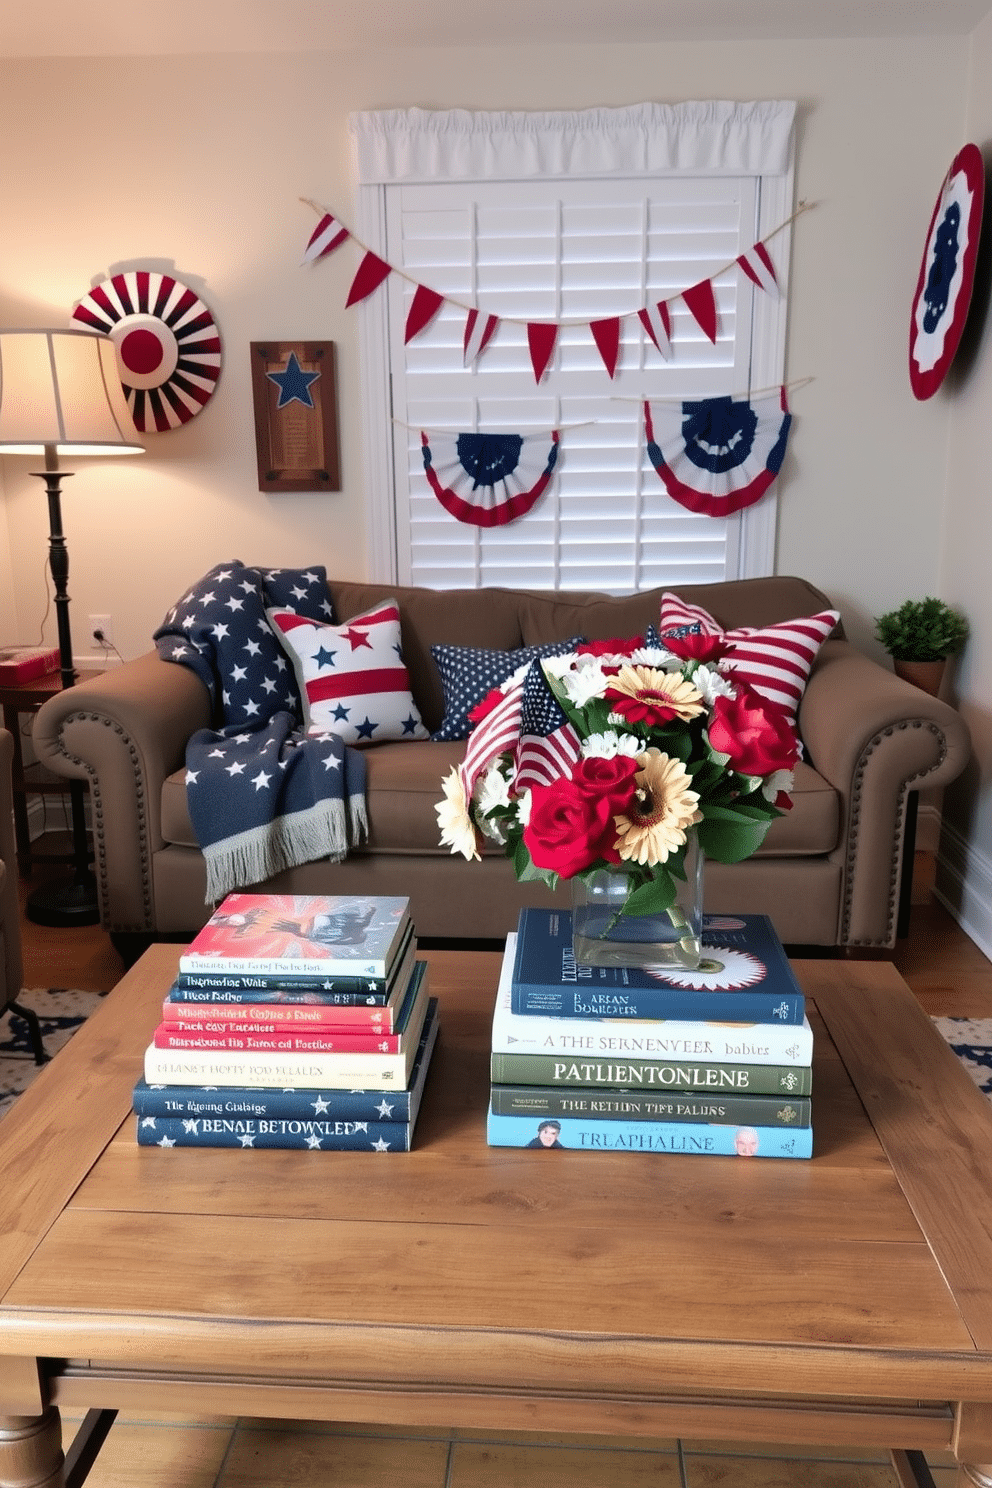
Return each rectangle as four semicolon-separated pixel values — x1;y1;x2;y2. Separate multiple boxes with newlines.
352;103;795;594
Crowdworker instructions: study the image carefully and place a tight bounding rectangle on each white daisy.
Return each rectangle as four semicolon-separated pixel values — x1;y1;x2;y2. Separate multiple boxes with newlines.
581;729;643;760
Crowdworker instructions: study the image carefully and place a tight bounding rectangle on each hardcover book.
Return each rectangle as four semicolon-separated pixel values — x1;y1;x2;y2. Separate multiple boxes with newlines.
170;920;414;998
133;999;440;1123
178;893;411;978
489;1050;813;1096
136;1000;440;1148
163;937;416;1026
511;910;805;1024
144;962;429;1090
155;956;422;1053
493;937;814;1066
488;1083;811;1128
486;1107;813;1158
0;644;60;685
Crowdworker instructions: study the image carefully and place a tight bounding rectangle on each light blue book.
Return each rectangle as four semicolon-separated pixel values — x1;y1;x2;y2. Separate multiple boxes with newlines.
486;1106;813;1159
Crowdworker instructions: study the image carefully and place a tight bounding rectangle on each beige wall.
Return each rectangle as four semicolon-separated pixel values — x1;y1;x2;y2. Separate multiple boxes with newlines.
937;14;992;953
0;38;966;661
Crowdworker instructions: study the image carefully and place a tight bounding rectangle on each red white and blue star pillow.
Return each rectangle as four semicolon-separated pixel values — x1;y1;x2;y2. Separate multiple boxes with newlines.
909;143;985;400
421;429;559;527
266;600;428;746
72;271;222;432
644;390;792;517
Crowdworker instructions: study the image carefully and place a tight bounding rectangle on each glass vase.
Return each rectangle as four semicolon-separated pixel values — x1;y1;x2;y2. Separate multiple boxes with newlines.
570;836;704;971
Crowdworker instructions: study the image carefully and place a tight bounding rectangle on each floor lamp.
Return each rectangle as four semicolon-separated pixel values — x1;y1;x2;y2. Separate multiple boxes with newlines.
0;328;144;926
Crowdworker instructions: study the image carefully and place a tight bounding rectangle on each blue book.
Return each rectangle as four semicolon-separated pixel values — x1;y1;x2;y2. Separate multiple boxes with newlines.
133;998;439;1123
510;910;806;1025
486;1106;813;1159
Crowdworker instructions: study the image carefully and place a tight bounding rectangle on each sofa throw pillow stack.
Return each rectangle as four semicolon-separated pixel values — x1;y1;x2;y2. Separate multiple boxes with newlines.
154;561;333;728
657;593;840;729
267;599;428;745
430;638;586;741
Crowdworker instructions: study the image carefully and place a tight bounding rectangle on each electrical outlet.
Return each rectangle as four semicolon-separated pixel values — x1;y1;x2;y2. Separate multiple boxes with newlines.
88;613;113;647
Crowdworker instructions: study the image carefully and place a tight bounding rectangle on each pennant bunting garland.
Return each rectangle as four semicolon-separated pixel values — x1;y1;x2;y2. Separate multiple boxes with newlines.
682;278;719;343
464;308;500;365
736;241;780;300
590;317;622;378
421;429;560;527
302;213;350;265
404;284;446;343
345;251;392;307
638;301;673;359
644;389;792;517
303;202;803;379
527;323;559;383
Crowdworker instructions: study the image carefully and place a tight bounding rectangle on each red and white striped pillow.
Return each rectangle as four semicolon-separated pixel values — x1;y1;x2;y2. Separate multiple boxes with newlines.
658;593;839;728
267;599;428;744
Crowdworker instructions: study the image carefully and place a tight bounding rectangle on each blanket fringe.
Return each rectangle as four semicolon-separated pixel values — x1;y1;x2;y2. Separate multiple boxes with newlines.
203;800;355;904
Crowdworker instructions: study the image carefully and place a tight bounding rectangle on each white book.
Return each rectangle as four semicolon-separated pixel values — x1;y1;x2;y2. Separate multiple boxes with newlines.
492;935;813;1066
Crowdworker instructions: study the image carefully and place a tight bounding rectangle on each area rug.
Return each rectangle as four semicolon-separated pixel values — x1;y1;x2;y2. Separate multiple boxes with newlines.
932;1017;992;1101
0;989;105;1120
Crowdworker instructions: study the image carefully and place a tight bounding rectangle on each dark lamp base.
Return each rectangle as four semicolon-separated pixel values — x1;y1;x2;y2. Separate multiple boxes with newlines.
26;876;100;928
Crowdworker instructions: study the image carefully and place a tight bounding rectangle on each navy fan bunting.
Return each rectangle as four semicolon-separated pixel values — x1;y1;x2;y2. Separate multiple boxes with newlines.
644;389;792;517
421;429;560;527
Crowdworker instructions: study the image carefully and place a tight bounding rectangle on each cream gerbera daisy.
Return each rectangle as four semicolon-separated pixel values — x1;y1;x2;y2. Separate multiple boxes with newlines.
614;748;703;866
604;665;705;727
436;767;480;861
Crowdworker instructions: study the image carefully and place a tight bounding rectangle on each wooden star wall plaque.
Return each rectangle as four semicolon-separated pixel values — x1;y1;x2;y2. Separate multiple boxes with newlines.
250;340;340;492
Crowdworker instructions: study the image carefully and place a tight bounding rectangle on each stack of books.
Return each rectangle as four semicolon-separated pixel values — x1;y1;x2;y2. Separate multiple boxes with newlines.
487;909;813;1160
134;893;439;1150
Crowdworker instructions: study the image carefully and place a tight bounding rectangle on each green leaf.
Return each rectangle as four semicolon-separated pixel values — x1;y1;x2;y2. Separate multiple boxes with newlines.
697;814;773;863
623;873;678;915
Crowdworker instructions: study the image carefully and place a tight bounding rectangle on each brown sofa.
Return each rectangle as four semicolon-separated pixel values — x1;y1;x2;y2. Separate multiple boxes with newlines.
32;575;971;959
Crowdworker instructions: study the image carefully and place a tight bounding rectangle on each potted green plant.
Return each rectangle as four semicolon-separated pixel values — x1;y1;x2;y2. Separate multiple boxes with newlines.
873;596;968;695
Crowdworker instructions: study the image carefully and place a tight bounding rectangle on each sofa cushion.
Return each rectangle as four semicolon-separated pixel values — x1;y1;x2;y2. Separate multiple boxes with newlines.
267;599;428;744
160;750;838;860
430;638;585;742
658;592;840;728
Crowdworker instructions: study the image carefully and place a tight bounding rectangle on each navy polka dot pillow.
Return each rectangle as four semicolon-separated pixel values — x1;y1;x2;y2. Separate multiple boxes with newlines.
430;638;585;742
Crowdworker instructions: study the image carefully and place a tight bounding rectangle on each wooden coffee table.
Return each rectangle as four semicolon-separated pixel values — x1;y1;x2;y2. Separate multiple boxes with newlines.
3;947;992;1488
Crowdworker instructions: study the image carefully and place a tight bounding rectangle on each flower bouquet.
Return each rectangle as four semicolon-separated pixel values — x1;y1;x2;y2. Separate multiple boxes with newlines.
436;631;799;967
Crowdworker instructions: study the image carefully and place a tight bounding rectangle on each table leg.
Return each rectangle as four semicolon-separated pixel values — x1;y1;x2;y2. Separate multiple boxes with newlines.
0;1410;64;1488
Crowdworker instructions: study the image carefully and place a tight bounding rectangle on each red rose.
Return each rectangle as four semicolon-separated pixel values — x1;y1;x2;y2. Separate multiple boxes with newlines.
661;630;730;664
708;687;799;777
523;756;638;876
467;686;506;726
576;636;644;656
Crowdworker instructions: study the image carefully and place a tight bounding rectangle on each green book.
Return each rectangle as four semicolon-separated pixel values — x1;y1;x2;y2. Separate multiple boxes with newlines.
490;1050;812;1097
489;1081;811;1128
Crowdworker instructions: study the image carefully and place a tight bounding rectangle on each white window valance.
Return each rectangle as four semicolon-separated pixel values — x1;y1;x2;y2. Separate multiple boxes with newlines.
350;100;796;184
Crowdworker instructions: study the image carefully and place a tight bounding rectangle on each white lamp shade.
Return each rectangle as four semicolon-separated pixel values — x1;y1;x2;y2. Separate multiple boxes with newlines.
0;327;143;455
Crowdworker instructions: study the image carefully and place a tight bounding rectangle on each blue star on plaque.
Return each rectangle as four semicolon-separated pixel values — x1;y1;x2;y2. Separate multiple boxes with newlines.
267;351;320;409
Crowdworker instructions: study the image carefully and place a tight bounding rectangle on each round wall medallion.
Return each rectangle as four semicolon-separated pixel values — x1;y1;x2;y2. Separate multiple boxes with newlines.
72;271;222;430
909;143;985;400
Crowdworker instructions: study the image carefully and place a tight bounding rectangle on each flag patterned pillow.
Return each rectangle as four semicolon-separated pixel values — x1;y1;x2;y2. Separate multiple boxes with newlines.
658;593;840;728
430;637;585;742
267;599;428;744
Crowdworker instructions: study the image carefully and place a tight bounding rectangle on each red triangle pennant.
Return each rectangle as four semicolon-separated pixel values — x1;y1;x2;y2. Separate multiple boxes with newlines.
345;251;392;308
527;323;558;383
590;317;621;379
404;284;446;344
682;278;718;343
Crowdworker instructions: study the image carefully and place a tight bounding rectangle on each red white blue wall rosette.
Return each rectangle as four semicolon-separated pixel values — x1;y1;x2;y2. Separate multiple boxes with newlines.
909;143;985;401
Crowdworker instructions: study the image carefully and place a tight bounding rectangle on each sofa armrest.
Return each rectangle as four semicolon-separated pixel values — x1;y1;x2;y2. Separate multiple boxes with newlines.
797;639;971;946
32;652;211;932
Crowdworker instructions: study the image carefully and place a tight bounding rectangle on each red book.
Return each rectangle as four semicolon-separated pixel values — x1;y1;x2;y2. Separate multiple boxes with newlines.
153;1026;408;1054
161;997;400;1032
0;645;60;684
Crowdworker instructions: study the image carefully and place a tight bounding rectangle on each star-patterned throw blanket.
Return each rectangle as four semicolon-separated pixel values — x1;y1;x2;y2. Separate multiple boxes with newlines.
154;562;368;903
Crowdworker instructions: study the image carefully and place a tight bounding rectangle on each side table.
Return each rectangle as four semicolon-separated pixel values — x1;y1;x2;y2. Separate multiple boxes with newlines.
0;668;103;879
